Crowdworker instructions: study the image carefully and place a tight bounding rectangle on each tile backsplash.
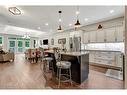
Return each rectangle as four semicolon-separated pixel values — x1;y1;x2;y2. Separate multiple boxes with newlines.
82;42;124;53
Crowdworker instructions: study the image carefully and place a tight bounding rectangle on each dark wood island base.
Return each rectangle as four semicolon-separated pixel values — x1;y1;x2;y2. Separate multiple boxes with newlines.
46;50;89;84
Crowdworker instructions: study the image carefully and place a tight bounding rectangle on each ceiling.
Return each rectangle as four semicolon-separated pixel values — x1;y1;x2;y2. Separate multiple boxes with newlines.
0;6;125;35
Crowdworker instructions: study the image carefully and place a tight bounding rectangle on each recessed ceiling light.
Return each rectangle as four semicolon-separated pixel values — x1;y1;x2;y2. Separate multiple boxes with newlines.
69;24;72;26
84;18;88;21
38;27;40;29
76;11;80;15
50;29;53;32
110;10;114;14
45;23;49;26
59;19;62;22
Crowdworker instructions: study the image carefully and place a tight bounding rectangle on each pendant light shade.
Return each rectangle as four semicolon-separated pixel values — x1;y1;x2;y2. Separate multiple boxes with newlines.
57;11;63;32
74;6;81;28
57;25;63;32
74;19;81;28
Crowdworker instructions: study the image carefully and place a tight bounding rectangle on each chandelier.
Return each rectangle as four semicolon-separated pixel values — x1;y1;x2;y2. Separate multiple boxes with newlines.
22;33;30;39
8;7;21;15
57;11;63;32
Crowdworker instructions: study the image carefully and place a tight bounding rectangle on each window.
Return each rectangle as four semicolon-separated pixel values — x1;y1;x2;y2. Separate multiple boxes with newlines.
18;41;23;47
9;41;15;47
25;41;30;47
0;36;3;44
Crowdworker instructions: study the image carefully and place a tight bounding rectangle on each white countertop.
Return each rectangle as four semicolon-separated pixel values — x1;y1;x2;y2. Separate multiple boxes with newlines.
45;50;89;56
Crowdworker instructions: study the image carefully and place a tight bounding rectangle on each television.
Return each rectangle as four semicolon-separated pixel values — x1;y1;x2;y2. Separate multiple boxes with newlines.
43;39;48;45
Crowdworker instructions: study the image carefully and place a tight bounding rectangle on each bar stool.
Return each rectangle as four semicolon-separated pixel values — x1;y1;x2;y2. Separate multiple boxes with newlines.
41;48;54;77
39;55;52;89
54;48;72;88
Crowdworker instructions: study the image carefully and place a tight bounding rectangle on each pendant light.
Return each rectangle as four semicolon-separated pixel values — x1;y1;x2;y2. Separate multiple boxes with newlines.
57;11;63;32
74;6;81;28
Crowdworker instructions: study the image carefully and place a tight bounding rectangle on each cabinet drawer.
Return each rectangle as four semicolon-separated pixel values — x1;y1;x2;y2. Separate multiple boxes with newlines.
95;59;113;65
95;59;103;64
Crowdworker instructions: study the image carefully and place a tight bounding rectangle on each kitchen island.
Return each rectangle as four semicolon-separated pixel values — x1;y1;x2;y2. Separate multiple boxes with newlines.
45;50;89;84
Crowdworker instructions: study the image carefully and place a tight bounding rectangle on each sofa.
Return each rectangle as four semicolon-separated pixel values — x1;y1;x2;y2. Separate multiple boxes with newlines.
0;52;15;62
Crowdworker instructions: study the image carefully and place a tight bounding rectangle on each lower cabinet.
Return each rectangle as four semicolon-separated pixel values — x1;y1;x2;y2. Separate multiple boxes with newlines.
89;51;123;67
89;50;123;80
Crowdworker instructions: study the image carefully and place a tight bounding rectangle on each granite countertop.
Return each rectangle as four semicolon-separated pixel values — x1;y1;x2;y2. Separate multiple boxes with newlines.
45;50;89;56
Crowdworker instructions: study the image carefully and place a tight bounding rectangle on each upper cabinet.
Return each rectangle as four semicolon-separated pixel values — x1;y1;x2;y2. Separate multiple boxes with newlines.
115;26;124;42
83;25;124;44
83;32;89;44
89;31;96;43
96;29;105;42
105;27;116;42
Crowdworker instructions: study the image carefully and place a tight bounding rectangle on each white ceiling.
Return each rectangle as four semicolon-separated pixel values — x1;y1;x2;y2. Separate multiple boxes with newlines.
0;24;45;37
0;6;125;35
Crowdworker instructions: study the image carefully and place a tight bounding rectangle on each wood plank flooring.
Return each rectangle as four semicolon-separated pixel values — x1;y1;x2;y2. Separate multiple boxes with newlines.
0;54;124;89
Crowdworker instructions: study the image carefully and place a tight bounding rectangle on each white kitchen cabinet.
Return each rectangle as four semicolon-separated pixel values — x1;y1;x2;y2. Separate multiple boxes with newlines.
83;32;89;43
89;31;96;43
116;26;124;42
105;27;116;42
89;51;123;68
83;26;124;43
96;29;105;42
89;52;95;63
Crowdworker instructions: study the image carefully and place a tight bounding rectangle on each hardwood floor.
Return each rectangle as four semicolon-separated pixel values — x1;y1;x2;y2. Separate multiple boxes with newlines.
0;54;124;89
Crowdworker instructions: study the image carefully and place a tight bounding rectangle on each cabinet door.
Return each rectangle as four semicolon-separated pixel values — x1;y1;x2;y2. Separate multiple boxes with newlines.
89;52;95;63
96;29;105;42
89;31;96;43
116;26;124;42
83;32;89;43
105;27;116;42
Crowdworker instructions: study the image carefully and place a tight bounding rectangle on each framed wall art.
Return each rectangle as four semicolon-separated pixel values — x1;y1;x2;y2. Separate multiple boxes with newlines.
58;38;66;44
